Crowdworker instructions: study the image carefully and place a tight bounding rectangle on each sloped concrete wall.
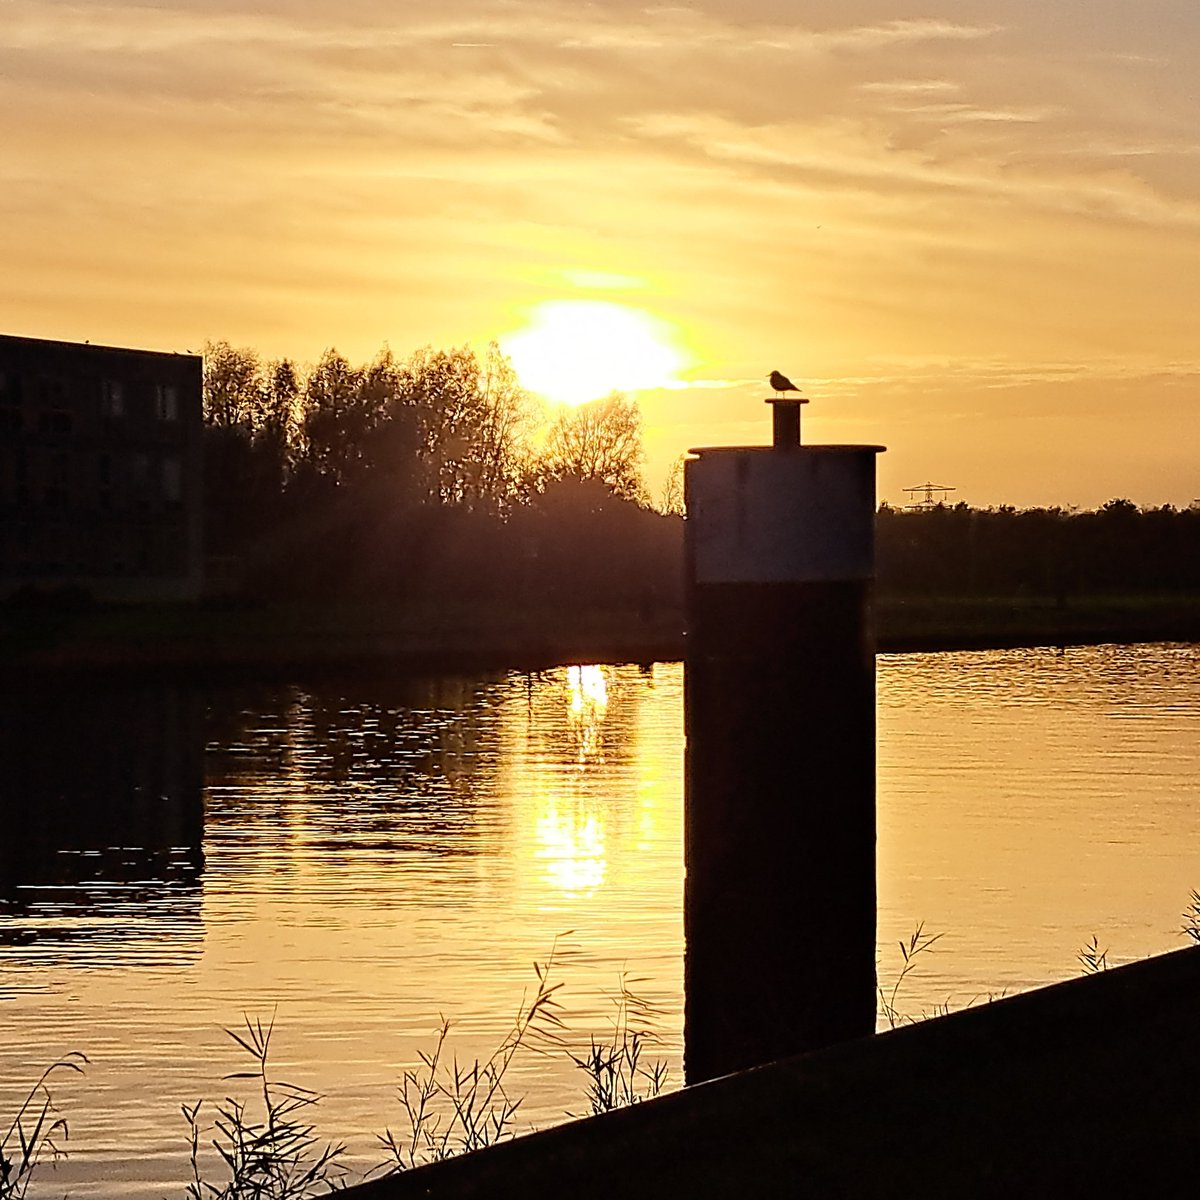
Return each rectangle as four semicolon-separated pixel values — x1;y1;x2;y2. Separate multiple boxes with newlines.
345;944;1200;1199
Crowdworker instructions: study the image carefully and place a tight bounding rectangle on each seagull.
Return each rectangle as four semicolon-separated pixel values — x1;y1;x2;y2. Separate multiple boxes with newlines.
768;370;801;395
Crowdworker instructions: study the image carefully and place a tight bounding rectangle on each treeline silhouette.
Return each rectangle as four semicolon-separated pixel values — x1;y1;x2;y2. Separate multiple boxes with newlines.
202;340;682;611
202;338;1198;611
877;500;1200;598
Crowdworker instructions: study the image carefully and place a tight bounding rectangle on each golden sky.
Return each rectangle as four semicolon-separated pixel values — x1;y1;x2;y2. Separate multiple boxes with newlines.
3;0;1199;507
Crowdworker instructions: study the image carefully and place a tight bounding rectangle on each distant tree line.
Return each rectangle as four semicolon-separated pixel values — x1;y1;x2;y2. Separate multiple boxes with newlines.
201;340;681;611
202;338;1198;610
877;500;1200;598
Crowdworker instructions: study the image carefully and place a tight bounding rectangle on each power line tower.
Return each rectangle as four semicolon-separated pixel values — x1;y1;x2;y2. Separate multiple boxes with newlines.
902;481;956;510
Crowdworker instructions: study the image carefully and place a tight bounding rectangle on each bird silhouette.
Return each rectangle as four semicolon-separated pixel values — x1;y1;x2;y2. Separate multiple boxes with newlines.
768;370;801;395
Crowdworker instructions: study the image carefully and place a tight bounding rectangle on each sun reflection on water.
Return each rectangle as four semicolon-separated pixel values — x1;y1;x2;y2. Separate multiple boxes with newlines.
535;802;607;896
565;664;609;763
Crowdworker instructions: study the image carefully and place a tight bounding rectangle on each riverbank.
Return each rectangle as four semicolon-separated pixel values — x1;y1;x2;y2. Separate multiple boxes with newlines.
2;593;1199;678
877;593;1200;653
345;945;1200;1200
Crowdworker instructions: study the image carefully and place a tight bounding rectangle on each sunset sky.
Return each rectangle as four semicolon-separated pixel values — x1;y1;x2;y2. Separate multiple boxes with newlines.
4;0;1199;508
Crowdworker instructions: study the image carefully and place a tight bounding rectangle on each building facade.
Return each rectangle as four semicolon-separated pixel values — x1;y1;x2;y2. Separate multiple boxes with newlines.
0;334;203;601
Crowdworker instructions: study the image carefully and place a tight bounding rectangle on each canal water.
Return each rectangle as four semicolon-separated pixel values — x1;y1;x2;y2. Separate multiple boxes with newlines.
1;643;1198;1196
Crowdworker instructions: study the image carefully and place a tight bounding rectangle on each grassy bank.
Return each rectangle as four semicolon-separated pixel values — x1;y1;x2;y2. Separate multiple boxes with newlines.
2;592;1199;678
0;597;685;678
876;593;1200;653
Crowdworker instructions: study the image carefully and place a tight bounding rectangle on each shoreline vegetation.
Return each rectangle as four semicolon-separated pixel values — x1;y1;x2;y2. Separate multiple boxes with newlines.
7;338;1200;676
5;952;670;1199
2;592;1199;678
11;910;1200;1197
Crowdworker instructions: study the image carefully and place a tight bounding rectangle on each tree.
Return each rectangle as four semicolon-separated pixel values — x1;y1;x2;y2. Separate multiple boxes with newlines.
659;454;686;516
251;357;300;495
288;342;535;513
400;345;488;506
263;359;300;445
352;347;423;501
539;392;646;504
202;342;298;471
298;349;368;482
202;341;264;430
470;341;536;511
398;343;534;510
202;341;277;555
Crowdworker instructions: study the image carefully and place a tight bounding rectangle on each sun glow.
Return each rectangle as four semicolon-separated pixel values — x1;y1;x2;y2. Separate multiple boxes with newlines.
502;301;686;406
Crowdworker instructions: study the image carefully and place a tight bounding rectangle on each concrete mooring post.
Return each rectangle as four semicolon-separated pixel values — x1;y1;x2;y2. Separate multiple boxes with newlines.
683;397;884;1084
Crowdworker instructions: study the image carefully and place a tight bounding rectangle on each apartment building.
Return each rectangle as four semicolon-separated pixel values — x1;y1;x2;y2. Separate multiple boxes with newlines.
0;333;203;600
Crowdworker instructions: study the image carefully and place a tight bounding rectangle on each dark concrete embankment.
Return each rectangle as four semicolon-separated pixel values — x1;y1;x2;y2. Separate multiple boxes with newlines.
2;594;1199;677
345;945;1200;1199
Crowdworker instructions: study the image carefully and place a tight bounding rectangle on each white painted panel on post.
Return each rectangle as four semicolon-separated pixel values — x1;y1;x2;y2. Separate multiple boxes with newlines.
686;447;883;584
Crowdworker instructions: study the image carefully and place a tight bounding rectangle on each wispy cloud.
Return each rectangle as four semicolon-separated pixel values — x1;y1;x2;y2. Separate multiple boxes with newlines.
859;79;961;95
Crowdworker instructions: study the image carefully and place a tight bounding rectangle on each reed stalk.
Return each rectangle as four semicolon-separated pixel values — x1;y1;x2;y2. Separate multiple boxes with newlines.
0;1052;87;1200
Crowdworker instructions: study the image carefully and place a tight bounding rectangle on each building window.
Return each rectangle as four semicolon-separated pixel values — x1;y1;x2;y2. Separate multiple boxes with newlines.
98;453;112;509
38;406;72;436
101;380;125;418
34;376;70;434
162;456;182;503
132;452;150;508
155;383;179;422
15;449;28;506
38;376;66;406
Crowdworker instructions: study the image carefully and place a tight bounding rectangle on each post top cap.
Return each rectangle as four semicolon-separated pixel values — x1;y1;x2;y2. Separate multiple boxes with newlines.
687;444;886;457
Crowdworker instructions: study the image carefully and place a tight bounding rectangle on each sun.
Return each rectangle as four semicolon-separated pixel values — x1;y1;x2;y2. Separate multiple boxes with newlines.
501;301;686;405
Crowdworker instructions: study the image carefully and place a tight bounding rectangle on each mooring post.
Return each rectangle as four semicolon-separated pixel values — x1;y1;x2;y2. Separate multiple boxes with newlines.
683;397;885;1083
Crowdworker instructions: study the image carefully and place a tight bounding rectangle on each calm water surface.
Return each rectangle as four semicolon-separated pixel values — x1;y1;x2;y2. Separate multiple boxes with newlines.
2;643;1198;1196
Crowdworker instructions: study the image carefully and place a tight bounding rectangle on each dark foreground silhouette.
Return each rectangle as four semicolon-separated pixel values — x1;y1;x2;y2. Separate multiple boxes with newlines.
343;944;1200;1199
